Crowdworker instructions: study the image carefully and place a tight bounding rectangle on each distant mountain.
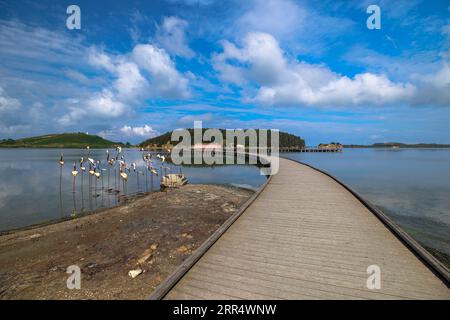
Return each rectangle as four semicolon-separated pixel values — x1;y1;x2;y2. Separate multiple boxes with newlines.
139;129;305;149
0;133;124;148
344;142;450;148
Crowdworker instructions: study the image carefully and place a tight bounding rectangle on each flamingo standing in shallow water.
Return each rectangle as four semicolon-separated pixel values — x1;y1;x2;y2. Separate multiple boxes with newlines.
149;165;158;191
80;157;85;210
94;166;101;198
58;154;64;188
106;150;111;191
58;154;64;218
119;162;128;196
88;162;95;200
143;153;150;191
71;162;78;194
132;162;140;192
114;146;122;192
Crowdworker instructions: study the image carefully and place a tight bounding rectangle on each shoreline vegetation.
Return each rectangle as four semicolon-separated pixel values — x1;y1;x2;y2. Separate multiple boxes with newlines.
344;142;450;148
0;133;125;149
2;132;450;150
0;184;253;299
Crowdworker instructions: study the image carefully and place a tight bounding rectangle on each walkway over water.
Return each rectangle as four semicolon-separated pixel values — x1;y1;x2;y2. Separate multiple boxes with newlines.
152;158;449;299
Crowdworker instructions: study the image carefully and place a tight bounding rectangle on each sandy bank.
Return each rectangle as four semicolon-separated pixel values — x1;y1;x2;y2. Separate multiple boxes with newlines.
0;184;253;299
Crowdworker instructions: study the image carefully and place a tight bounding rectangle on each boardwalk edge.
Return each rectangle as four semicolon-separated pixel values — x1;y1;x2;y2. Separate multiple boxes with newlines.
148;172;273;299
288;157;450;288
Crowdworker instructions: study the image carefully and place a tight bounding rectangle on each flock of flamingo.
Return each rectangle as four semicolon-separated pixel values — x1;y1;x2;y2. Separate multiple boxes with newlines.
57;146;175;216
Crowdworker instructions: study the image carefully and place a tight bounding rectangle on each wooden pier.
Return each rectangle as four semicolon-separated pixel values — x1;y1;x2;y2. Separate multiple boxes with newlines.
150;157;449;300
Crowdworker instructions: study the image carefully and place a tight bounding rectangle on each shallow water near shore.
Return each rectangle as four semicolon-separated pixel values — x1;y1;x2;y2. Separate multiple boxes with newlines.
0;148;266;232
283;148;450;258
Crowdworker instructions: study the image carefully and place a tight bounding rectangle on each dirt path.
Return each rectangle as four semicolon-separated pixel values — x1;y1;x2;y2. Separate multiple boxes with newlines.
0;184;253;299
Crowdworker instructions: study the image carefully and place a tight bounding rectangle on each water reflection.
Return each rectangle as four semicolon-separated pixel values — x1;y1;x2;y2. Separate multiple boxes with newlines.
0;148;266;231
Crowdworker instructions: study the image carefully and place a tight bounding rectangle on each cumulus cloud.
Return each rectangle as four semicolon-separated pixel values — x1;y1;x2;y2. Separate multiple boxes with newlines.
0;86;21;112
61;43;190;125
156;16;195;58
232;0;354;55
411;63;450;106
119;124;159;137
59;89;127;126
213;32;450;108
132;44;190;98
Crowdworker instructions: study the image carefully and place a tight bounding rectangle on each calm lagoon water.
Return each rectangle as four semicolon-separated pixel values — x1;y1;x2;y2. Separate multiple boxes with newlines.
283;149;450;257
0;148;449;260
0;148;266;232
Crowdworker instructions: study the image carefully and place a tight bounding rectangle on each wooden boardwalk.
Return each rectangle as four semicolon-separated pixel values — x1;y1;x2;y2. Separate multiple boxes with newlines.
153;157;449;300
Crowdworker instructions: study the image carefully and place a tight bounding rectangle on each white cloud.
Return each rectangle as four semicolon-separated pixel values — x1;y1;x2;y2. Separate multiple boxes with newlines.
61;43;190;124
411;63;450;106
177;113;214;125
236;0;308;42
0;86;29;135
59;90;127;126
213;32;450;108
255;72;415;106
114;61;149;101
232;0;354;55
88;49;149;101
156;16;195;58
119;125;158;137
88;50;116;72
132;44;190;98
0;86;21;112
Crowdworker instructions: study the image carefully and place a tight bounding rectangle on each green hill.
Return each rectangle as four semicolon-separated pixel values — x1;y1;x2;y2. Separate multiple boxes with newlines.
139;129;305;149
0;133;124;148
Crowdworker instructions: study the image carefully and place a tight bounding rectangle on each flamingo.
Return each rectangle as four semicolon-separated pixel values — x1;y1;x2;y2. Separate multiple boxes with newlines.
144;153;153;191
156;154;165;163
58;154;64;218
119;163;128;196
114;148;123;192
132;162;140;191
106;150;111;191
148;165;158;191
58;154;64;188
156;154;166;184
71;162;78;194
80;157;85;210
93;167;101;198
88;162;95;197
71;163;78;176
89;162;95;175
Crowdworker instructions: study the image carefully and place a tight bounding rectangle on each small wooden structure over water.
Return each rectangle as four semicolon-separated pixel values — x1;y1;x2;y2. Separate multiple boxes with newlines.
150;157;449;300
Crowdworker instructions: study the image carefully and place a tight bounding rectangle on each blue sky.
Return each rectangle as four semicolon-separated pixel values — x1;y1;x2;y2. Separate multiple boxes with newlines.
0;0;449;145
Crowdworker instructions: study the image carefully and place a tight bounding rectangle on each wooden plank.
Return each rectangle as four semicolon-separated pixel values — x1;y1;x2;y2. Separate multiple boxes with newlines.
152;157;450;300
